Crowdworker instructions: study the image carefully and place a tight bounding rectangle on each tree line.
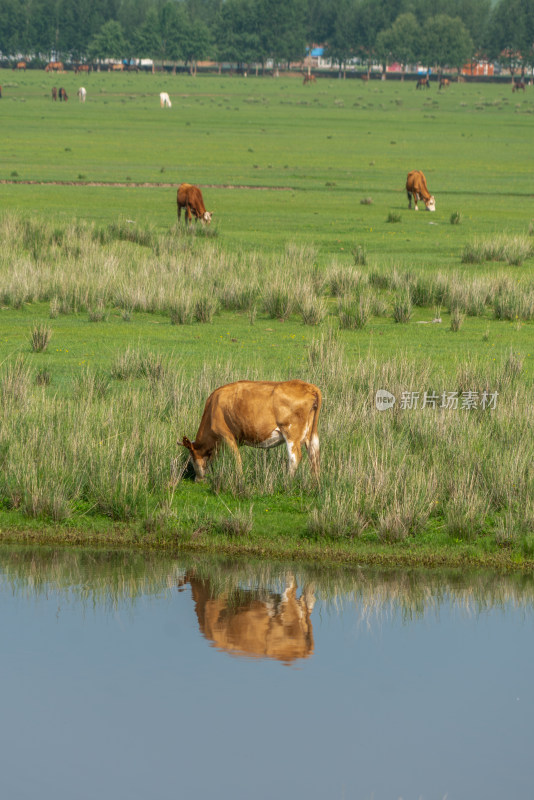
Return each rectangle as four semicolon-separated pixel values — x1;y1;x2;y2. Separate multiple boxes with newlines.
1;0;533;74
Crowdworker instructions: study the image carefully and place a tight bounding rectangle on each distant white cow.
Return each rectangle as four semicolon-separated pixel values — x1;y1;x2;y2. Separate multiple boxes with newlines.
77;86;87;103
160;92;172;108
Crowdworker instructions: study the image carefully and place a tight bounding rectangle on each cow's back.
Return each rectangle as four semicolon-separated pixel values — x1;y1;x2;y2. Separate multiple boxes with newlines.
203;379;318;441
406;169;426;193
177;183;205;215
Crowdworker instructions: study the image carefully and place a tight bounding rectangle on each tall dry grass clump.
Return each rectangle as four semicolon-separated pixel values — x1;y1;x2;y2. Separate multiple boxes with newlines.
29;324;52;352
462;235;534;266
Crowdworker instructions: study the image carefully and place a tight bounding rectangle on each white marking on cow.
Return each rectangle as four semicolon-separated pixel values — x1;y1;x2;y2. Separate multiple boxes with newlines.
243;429;284;449
286;440;299;476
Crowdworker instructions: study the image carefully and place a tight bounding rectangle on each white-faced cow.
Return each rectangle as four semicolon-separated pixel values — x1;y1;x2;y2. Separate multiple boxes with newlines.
176;183;212;224
181;379;321;480
77;86;87;103
160;91;172;108
406;169;436;212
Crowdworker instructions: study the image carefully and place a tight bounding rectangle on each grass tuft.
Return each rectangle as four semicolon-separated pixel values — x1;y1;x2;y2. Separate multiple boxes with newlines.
29;324;52;352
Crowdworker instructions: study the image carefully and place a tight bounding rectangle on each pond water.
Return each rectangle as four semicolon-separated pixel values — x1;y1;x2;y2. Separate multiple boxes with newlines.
1;547;533;800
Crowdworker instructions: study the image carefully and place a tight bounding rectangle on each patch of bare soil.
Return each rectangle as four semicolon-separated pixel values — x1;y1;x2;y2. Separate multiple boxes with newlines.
1;180;294;190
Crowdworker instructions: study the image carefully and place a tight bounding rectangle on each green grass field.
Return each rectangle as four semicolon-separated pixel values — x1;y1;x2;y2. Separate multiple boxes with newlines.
0;70;532;567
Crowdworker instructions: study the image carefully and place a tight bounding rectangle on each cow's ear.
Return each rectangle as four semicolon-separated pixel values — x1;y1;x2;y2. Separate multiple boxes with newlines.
181;436;193;450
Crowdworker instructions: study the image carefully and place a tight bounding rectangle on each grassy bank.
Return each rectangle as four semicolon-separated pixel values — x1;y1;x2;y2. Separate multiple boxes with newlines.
0;73;532;567
0;215;532;568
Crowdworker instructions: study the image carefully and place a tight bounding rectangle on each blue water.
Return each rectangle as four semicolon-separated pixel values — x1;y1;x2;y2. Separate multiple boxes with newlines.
1;551;533;800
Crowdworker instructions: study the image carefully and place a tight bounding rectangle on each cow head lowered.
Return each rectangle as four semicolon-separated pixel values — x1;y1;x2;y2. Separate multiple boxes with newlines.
181;436;211;480
180;380;321;482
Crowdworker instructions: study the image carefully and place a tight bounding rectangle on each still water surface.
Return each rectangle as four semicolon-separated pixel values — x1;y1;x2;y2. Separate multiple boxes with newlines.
1;547;533;800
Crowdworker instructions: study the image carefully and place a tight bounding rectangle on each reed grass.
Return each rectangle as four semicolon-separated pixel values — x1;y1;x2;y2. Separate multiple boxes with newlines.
0;336;530;555
1;214;533;323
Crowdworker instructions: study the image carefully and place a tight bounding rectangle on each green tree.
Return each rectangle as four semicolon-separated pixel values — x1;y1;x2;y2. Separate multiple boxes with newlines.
181;18;212;74
161;2;188;69
217;0;261;70
376;13;422;77
487;0;534;76
88;19;127;62
257;0;307;74
421;14;473;74
0;0;24;57
325;0;358;77
134;7;160;60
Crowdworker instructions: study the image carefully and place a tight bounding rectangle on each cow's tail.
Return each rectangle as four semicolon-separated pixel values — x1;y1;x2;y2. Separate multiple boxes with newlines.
308;387;322;480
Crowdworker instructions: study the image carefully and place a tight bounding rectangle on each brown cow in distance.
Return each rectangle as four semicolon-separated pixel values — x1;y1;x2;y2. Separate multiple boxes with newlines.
439;78;450;90
181;379;321;480
176;183;212;224
512;80;526;92
416;77;430;89
51;86;57;101
303;73;316;85
180;572;315;663
58;87;68;101
406;169;436;212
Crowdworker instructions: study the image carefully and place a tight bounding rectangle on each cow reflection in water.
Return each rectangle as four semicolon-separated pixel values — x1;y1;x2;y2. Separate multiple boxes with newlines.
180;573;315;663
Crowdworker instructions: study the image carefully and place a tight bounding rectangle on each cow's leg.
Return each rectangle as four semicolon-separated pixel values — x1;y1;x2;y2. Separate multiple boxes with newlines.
305;433;320;479
282;435;302;477
220;435;243;473
414;192;419;211
186;204;192;223
407;190;412;209
177;204;181;222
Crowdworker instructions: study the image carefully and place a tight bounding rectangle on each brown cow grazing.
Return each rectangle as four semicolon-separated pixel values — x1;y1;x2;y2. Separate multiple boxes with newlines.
45;61;63;72
58;87;68;101
406;169;436;212
303;73;316;85
416;77;430;89
439;78;450;90
180;572;315;663
51;86;57;101
512;80;526;92
177;183;212;224
16;61;26;71
181;379;321;480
